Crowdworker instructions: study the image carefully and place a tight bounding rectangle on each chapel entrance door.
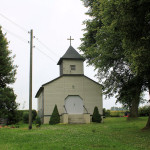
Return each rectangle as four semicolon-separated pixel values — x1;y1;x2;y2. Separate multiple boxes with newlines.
65;96;83;114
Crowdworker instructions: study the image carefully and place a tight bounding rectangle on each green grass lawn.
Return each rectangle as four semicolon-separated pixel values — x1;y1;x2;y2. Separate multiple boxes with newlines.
0;117;150;150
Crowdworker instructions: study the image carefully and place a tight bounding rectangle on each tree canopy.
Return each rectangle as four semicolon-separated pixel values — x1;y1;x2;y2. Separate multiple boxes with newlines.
80;0;150;127
0;26;17;88
0;26;18;124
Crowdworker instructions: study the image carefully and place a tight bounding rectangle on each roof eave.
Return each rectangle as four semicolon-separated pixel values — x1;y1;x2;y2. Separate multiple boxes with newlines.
57;58;62;65
84;75;103;87
35;87;44;98
57;57;85;65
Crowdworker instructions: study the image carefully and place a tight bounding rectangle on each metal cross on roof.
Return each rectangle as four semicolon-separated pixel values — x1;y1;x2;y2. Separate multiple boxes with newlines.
67;36;74;46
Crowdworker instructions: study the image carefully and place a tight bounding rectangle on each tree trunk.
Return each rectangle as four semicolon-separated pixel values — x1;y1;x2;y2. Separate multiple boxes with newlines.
129;98;140;118
144;87;150;129
145;113;150;129
128;88;141;118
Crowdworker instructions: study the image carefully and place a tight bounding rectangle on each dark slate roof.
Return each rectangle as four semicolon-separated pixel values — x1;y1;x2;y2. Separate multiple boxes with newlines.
57;46;85;65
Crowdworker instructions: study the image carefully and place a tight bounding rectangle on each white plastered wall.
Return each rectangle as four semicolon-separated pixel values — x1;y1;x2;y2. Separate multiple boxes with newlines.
42;76;102;124
62;60;84;75
37;93;43;118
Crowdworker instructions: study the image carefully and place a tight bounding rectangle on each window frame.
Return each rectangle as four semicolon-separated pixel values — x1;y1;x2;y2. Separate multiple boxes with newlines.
70;65;76;71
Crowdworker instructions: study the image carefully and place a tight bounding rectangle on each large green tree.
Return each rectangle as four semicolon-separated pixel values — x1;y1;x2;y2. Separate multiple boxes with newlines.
80;0;150;127
115;0;150;128
80;0;143;118
0;26;18;124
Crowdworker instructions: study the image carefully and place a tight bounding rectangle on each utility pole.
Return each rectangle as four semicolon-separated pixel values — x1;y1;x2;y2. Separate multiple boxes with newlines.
29;29;33;130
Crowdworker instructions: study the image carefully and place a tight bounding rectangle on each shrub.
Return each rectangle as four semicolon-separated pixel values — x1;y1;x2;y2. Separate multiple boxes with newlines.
23;112;29;123
35;116;41;126
103;108;111;117
105;110;111;117
36;124;40;128
138;106;150;117
7;110;20;125
16;110;24;122
49;105;60;125
103;108;106;117
15;124;19;128
92;106;102;123
22;110;37;123
32;110;37;121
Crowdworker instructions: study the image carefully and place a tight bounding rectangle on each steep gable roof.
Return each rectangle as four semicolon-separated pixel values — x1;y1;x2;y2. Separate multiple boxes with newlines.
57;46;85;65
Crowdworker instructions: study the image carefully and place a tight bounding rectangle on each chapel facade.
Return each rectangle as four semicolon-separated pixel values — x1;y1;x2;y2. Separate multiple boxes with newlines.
35;45;103;124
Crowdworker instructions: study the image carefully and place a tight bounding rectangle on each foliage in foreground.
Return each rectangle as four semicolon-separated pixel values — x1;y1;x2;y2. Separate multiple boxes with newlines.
49;105;60;125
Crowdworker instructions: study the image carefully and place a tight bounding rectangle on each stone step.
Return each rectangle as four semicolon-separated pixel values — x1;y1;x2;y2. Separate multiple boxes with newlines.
68;114;85;124
68;114;84;118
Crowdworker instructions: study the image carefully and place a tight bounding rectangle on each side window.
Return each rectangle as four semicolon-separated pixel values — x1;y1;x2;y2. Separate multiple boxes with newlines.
70;65;76;70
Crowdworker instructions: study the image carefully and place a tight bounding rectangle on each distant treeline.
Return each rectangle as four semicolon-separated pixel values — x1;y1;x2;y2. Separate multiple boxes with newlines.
103;106;150;117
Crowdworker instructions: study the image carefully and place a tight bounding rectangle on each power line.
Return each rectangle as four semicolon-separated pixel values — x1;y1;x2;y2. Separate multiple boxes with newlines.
0;13;61;61
35;38;60;57
2;27;28;44
35;47;57;63
2;28;57;64
0;13;28;33
0;13;61;58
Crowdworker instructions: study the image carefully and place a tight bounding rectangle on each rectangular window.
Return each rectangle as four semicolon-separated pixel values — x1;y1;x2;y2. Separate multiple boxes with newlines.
70;65;76;70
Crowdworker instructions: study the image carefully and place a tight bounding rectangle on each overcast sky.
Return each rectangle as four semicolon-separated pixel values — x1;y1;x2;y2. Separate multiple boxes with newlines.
1;0;148;110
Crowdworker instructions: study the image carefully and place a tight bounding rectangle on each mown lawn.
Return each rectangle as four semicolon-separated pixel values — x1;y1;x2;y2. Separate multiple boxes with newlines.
0;117;150;150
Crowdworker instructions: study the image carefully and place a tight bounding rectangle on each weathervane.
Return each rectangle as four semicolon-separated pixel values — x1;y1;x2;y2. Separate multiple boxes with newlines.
67;36;74;46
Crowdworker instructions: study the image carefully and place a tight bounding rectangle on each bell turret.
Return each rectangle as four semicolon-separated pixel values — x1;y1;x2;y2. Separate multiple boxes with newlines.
57;46;85;76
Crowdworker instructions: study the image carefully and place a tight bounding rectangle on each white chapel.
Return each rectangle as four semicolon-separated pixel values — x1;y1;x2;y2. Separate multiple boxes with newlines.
35;43;103;124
